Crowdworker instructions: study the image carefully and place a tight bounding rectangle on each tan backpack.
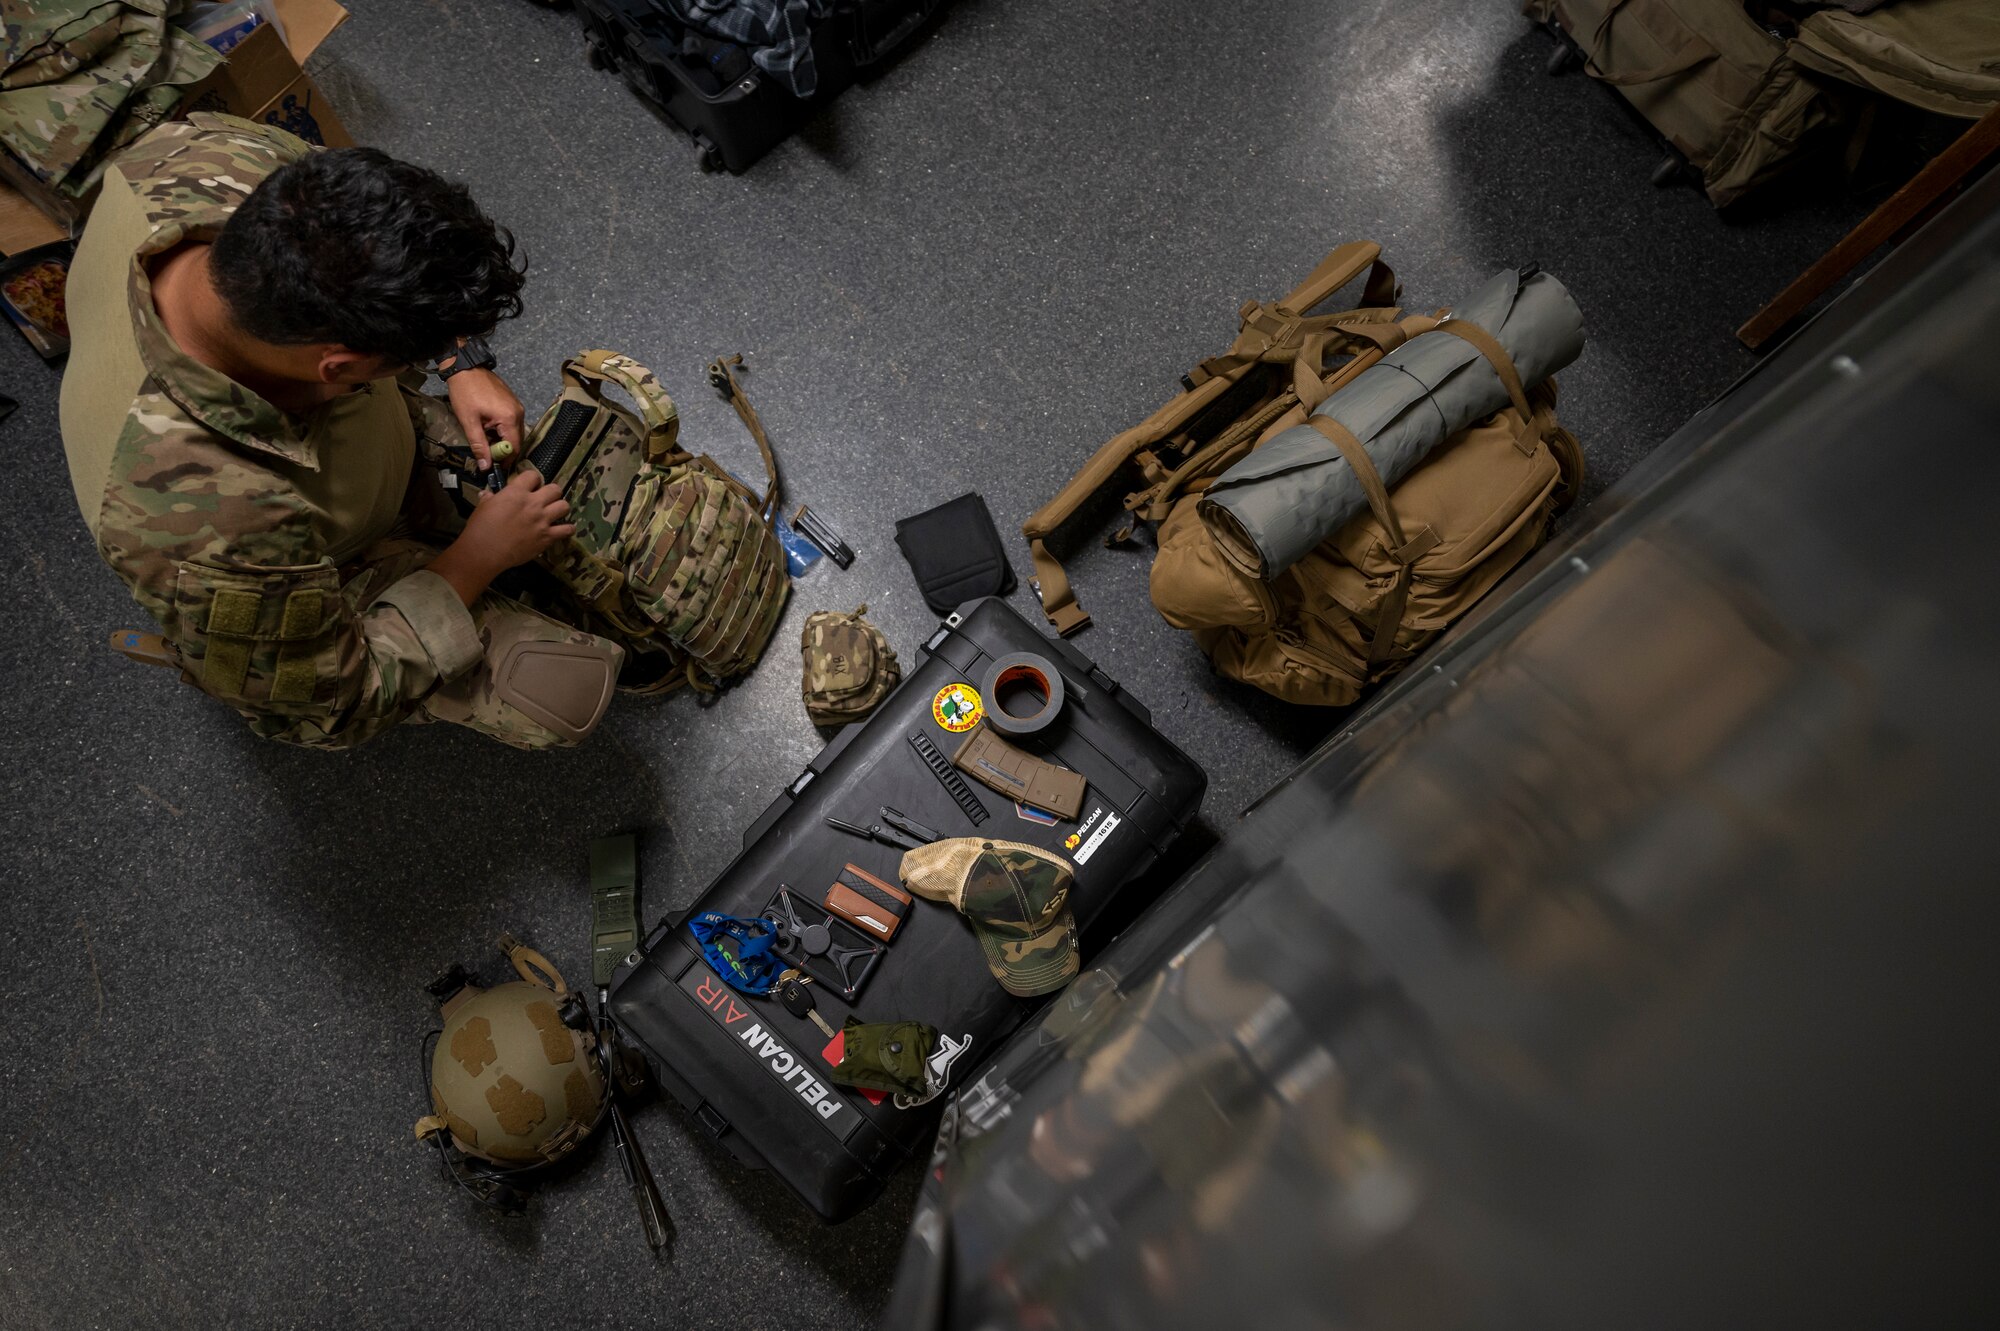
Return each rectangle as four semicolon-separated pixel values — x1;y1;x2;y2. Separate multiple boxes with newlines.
1022;242;1584;708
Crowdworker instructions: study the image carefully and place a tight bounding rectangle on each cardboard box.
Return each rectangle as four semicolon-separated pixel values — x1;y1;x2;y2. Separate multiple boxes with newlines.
0;172;67;255
0;0;350;255
179;0;353;150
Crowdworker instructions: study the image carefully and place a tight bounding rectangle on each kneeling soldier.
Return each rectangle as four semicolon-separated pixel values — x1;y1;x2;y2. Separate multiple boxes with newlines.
61;113;623;749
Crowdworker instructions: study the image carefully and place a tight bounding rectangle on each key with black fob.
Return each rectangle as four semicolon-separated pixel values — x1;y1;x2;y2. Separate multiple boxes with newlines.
777;969;837;1039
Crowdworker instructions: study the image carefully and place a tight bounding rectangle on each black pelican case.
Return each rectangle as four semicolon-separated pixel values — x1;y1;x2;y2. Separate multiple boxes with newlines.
606;597;1206;1220
573;0;948;173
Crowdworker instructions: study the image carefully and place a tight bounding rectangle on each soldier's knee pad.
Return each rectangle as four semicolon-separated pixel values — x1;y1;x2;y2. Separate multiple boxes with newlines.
490;636;622;744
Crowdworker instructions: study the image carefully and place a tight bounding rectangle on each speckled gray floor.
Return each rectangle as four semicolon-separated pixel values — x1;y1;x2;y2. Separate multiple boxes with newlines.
0;1;1889;1327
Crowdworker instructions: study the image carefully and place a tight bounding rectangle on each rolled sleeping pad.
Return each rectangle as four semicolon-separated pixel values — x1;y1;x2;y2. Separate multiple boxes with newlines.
980;652;1065;737
1198;267;1586;580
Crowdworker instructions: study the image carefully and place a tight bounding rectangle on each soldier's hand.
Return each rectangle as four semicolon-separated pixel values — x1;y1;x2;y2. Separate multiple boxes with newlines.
445;368;527;472
461;468;576;571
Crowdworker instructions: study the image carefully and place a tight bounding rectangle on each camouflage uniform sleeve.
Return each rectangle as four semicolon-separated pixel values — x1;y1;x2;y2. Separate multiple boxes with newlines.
399;374;472;468
97;398;486;749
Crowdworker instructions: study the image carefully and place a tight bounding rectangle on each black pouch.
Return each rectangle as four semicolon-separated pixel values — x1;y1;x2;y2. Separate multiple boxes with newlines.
894;492;1017;615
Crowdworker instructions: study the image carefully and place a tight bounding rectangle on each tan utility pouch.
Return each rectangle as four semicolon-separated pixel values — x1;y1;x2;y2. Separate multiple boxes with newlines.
951;724;1088;821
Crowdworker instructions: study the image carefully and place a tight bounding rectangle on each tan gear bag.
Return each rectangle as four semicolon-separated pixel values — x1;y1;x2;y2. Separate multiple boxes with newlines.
1525;0;1835;206
1022;242;1585;708
1788;1;2000;121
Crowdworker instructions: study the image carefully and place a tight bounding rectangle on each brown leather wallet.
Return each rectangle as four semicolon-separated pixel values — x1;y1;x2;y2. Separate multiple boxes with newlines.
825;863;913;943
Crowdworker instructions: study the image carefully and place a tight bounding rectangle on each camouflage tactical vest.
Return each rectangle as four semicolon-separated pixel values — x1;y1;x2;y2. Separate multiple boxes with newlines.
800;604;900;726
512;350;791;690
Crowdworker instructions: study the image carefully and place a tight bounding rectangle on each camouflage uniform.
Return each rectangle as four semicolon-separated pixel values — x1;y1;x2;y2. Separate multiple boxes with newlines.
0;0;223;200
70;111;620;750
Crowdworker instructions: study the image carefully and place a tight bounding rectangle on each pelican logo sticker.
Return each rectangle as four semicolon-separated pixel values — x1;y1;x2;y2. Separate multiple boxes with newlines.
1073;811;1120;865
1066;805;1106;851
931;682;984;733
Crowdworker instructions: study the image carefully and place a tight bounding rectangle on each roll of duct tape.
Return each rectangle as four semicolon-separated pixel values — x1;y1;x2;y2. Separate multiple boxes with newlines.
981;652;1065;736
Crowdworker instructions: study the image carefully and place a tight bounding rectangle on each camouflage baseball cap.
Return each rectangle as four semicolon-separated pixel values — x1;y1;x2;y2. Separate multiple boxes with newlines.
900;838;1079;997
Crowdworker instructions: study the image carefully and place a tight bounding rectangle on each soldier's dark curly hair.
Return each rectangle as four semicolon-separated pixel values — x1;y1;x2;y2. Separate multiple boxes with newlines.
211;147;525;367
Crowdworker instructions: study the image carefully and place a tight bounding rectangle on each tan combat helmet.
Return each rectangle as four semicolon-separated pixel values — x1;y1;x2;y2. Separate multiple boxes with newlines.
414;935;606;1173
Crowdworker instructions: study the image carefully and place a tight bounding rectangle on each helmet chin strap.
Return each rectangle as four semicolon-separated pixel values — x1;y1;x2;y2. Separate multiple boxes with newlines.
498;932;569;994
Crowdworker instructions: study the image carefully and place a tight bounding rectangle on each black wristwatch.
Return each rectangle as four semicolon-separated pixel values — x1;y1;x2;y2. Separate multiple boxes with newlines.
433;333;496;380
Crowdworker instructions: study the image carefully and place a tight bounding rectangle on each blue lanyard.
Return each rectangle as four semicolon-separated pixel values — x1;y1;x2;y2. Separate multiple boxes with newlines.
687;912;782;994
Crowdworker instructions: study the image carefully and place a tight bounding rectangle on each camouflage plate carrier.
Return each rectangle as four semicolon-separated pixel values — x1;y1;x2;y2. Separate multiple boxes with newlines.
800;603;900;726
497;350;792;693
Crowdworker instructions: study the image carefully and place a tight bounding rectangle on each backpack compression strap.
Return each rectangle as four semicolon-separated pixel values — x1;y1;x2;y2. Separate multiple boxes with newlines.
1300;415;1436;671
1421;317;1545;456
1021;241;1396;636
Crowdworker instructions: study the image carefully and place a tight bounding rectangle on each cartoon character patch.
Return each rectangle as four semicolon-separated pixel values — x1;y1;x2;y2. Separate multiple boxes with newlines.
931;682;983;733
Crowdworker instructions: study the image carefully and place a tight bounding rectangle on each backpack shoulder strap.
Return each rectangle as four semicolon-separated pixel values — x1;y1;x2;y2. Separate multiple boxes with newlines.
1022;242;1394;635
1283;241;1398;316
1023;373;1249;636
705;353;780;515
564;350;683;461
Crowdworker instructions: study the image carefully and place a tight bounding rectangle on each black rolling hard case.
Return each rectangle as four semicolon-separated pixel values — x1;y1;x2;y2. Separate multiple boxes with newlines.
607;598;1206;1220
573;0;947;173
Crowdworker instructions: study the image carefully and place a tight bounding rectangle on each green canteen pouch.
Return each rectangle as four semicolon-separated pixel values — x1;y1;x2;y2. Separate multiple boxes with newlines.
830;1017;936;1097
